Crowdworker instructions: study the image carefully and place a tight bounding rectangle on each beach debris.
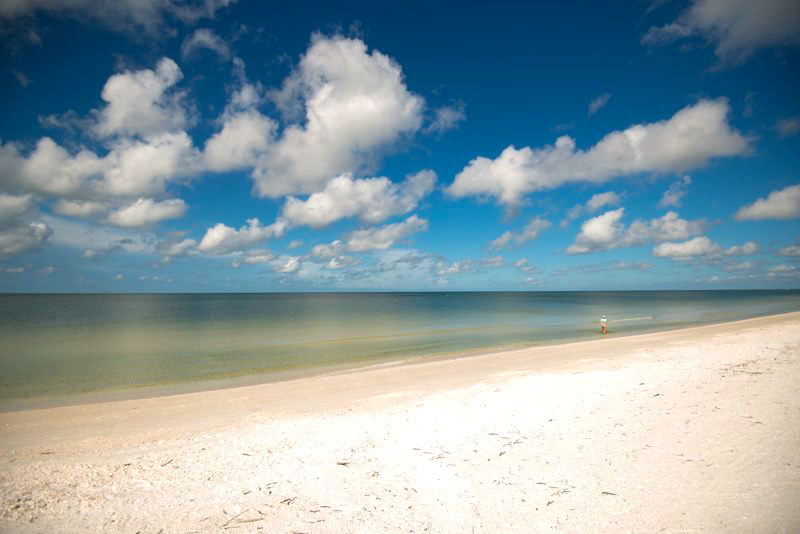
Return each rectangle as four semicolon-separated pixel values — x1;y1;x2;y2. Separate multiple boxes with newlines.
280;497;297;505
336;461;349;466
221;509;248;527
600;491;618;496
160;459;173;467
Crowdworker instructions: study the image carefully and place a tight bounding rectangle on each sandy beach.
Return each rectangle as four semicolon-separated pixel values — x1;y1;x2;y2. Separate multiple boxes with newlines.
1;312;799;533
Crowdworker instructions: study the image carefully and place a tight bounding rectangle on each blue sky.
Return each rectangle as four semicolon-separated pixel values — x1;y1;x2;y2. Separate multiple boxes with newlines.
1;0;799;291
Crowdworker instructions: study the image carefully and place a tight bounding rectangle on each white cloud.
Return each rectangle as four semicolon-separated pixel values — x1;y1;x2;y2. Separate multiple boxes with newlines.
652;236;758;260
203;110;275;172
102;132;199;196
0;0;234;37
775;117;800;138
276;256;301;273
491;216;551;249
324;255;360;270
659;175;691;208
196;218;287;255
767;264;800;278
310;240;346;259
181;28;231;60
93;58;190;138
735;184;800;220
113;273;124;280
588;93;611;116
346;215;428;252
514;258;535;273
53;199;108;217
424;102;466;134
156;237;197;261
436;260;470;277
567;208;703;254
0;194;33;223
725;240;758;255
0;193;51;259
652;236;721;259
107;198;186;227
1;60;200;200
642;0;800;63
280;170;435;228
586;191;621;212
0;221;51;259
448;99;749;206
231;248;275;268
560;191;621;227
254;34;424;197
777;242;800;256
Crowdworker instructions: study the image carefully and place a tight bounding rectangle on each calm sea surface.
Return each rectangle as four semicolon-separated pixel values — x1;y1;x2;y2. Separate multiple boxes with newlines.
1;291;798;407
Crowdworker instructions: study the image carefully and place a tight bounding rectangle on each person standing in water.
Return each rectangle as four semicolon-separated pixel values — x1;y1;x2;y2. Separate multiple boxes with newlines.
600;314;608;334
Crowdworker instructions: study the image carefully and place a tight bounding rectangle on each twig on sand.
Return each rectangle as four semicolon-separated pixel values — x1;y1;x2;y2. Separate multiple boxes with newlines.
600;491;618;496
336;461;349;466
221;509;248;527
160;459;173;467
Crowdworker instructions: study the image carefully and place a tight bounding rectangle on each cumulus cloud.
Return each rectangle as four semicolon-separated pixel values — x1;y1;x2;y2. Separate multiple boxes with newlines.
196;218;287;255
276;256;301;273
652;236;720;258
346;215;428;252
560;191;621;227
107;198;187;227
0;60;200;201
588;93;611;116
181;28;231;61
448;99;749;206
567;208;703;254
0;193;51;259
0;0;234;37
725;240;758;255
767;264;799;278
156;237;197;261
777;241;800;256
775;117;800;138
653;236;758;260
642;0;800;63
735;184;800;220
255;34;424;197
231;248;275;268
82;238;132;260
0;221;51;259
659;175;692;208
424;102;466;134
204;109;273;168
324;255;361;270
53;199;108;217
513;258;535;273
93;58;191;138
491;216;551;249
280;170;435;228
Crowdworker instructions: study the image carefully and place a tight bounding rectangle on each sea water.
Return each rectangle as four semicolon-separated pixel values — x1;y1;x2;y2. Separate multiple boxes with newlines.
1;291;798;407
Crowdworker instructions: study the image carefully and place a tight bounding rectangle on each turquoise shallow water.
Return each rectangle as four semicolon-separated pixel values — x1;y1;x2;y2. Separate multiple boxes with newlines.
1;291;798;407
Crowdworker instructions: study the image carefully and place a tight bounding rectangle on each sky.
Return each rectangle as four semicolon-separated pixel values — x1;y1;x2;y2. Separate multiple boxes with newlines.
0;0;799;292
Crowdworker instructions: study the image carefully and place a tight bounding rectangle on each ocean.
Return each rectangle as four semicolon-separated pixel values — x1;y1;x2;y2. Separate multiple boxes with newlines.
1;290;798;408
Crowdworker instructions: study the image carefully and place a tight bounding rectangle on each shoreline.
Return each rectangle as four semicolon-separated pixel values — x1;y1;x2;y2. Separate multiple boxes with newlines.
1;310;799;532
2;308;797;414
1;310;798;451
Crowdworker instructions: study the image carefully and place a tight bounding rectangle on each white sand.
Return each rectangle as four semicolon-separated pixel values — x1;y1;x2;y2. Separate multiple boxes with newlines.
1;312;799;533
